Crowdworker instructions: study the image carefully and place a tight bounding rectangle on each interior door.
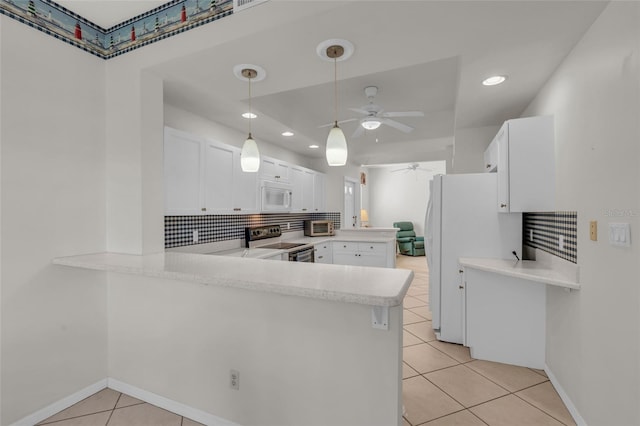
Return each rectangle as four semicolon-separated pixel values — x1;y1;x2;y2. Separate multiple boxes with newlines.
344;178;358;228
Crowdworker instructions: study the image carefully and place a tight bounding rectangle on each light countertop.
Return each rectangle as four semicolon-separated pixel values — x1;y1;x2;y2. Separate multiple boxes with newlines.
459;257;580;290
53;252;413;306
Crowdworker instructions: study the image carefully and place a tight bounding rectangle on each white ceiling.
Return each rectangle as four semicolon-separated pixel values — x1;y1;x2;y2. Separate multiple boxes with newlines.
57;0;167;28
58;1;608;165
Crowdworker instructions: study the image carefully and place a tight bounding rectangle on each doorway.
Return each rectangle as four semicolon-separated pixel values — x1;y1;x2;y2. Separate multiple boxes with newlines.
343;177;360;229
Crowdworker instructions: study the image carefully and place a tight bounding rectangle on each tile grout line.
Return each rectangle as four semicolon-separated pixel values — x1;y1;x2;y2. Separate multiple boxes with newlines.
104;392;122;425
511;389;572;426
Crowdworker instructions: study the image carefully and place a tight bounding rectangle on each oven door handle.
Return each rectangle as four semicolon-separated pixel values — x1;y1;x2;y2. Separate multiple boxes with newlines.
291;248;314;262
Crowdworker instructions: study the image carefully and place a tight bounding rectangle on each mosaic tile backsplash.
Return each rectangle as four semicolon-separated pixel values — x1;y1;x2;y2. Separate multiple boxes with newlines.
523;211;577;263
165;212;341;248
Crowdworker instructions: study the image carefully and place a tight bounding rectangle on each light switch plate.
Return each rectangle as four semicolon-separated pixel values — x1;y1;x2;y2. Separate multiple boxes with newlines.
609;223;631;247
590;221;597;241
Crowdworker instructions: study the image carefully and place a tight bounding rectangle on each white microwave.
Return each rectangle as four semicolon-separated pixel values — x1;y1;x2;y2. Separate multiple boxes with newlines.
261;180;292;212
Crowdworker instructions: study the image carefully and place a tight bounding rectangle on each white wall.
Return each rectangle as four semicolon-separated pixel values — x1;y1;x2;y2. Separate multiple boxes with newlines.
108;273;402;426
368;162;446;235
452;125;499;174
522;3;639;425
0;17;108;425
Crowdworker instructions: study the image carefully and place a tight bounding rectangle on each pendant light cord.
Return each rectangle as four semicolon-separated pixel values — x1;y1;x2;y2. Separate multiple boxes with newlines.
248;74;252;137
334;57;338;127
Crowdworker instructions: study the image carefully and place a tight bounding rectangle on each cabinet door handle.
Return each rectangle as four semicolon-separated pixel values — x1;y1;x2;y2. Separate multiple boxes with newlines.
201;207;207;212
318;256;323;259
233;208;241;211
500;203;507;208
486;164;491;169
459;285;464;289
302;208;307;212
275;175;281;179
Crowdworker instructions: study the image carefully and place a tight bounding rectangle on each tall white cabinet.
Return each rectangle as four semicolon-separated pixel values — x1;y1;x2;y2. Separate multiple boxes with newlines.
485;116;555;213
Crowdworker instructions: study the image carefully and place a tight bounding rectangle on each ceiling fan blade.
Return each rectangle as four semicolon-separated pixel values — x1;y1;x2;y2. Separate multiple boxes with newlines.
317;118;359;128
351;125;365;139
380;118;414;133
381;111;425;118
349;107;371;115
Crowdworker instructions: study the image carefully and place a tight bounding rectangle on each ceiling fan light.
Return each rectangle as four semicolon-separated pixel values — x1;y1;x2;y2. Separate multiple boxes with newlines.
241;134;260;172
326;125;348;166
361;118;382;130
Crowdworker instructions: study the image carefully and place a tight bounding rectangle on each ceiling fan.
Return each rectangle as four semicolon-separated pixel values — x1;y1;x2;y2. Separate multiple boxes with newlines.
319;86;424;138
390;163;433;174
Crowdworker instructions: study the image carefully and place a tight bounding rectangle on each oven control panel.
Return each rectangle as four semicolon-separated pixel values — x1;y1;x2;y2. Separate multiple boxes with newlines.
245;225;282;242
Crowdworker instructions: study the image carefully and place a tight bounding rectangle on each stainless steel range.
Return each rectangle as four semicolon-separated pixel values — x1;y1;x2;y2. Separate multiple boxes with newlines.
245;225;315;262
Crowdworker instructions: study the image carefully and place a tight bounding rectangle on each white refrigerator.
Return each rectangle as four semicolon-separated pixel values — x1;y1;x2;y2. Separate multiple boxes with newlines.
425;173;522;344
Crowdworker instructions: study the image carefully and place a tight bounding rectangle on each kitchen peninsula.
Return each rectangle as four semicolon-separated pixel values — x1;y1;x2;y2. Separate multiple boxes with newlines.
53;247;412;425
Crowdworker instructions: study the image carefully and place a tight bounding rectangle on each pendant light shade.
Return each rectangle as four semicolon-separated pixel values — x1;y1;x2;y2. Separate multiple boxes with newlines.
234;66;265;173
241;133;260;172
318;40;353;167
326;123;348;166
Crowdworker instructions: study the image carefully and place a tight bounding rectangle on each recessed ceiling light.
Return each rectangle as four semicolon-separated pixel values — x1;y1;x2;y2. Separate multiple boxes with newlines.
309;145;319;149
242;112;257;119
482;75;507;86
282;131;294;137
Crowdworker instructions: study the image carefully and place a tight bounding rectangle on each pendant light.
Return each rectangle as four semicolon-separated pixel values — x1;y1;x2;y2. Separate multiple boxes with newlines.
317;39;353;167
233;65;267;173
325;45;348;166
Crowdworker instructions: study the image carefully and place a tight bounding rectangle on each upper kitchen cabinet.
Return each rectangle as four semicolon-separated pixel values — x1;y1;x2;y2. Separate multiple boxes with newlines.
204;140;259;214
290;166;326;213
485;116;555;213
313;173;326;212
260;156;290;182
164;127;204;215
164;127;258;215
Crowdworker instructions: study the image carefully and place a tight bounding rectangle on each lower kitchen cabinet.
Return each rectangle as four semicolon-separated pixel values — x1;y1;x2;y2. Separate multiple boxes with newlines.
332;242;393;268
464;267;545;369
314;243;332;264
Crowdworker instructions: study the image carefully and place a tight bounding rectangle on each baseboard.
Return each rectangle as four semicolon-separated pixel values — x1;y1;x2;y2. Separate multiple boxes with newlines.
545;364;587;426
10;379;108;426
107;378;239;426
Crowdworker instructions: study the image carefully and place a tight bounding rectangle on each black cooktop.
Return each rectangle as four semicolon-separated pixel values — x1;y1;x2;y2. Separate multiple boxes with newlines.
259;242;306;250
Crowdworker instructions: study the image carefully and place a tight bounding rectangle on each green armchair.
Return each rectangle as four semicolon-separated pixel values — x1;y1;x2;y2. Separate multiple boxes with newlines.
393;221;425;256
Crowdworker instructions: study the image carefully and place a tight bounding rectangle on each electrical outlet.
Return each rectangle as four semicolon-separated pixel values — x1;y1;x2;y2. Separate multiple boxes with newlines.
559;234;564;250
230;369;240;390
193;230;199;243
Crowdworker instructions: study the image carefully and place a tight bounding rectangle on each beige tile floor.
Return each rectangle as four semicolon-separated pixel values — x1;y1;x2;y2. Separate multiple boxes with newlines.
36;388;204;426
40;255;575;426
396;254;576;426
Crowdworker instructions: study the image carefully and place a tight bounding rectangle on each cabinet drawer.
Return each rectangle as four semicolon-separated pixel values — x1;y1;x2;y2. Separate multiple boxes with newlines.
358;242;386;255
333;242;359;253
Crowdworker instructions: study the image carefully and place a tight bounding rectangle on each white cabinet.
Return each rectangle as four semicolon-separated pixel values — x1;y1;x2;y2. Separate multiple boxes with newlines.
313;172;326;212
332;242;392;268
485;116;555;213
483;139;498;172
314;242;332;264
164;127;326;215
164;128;204;215
464;267;545;369
164;127;258;215
290;166;325;213
204;140;258;213
260;156;290;182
